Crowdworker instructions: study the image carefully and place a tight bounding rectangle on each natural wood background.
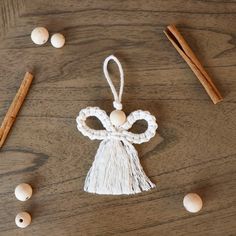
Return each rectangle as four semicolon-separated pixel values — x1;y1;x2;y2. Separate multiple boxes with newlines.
0;0;236;235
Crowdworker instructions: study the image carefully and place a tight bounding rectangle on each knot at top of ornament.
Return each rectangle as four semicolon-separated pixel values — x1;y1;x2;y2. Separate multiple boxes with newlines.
113;101;123;110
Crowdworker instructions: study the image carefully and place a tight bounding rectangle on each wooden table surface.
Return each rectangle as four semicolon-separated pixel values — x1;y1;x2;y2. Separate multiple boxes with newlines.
0;1;236;235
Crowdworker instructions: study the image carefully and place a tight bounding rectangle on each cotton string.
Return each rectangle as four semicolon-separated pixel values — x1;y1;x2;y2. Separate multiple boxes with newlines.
103;55;124;110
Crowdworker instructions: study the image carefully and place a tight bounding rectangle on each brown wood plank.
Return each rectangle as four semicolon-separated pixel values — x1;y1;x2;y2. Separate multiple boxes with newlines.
0;0;235;235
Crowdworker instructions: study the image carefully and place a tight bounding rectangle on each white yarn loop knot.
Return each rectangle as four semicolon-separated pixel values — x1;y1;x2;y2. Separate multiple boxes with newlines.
76;107;158;144
113;101;123;110
103;55;124;110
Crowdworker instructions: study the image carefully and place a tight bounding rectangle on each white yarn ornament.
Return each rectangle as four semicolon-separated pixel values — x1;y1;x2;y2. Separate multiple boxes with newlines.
76;55;158;195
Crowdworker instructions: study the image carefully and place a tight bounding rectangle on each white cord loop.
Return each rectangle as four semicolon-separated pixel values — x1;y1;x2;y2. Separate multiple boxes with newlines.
103;55;124;110
76;107;158;144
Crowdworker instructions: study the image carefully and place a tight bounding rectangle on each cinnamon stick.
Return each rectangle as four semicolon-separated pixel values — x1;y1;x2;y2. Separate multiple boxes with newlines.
164;25;223;104
0;72;34;148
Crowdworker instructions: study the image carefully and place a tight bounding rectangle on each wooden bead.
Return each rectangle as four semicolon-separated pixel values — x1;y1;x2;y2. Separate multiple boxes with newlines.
110;110;126;126
31;27;49;45
15;212;31;228
50;33;65;48
15;183;32;201
183;193;203;213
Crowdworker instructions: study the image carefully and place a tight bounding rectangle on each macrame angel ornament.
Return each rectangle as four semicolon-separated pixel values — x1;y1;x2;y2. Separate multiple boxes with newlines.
76;55;158;195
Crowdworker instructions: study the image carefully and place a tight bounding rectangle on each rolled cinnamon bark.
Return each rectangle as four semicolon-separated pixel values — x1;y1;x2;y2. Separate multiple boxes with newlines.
0;72;34;148
164;25;223;104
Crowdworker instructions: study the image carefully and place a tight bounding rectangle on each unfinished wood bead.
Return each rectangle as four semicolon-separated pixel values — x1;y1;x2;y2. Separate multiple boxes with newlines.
50;33;65;48
15;183;32;201
31;27;49;45
110;110;126;126
183;193;203;213
15;212;31;228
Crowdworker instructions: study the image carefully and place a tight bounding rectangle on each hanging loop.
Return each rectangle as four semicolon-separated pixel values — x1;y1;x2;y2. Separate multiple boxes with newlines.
103;55;124;110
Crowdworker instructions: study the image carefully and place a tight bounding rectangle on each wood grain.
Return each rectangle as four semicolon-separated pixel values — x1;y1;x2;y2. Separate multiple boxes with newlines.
0;0;236;235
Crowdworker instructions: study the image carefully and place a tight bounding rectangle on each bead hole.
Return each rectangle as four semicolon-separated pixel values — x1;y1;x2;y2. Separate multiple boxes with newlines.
19;219;23;223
